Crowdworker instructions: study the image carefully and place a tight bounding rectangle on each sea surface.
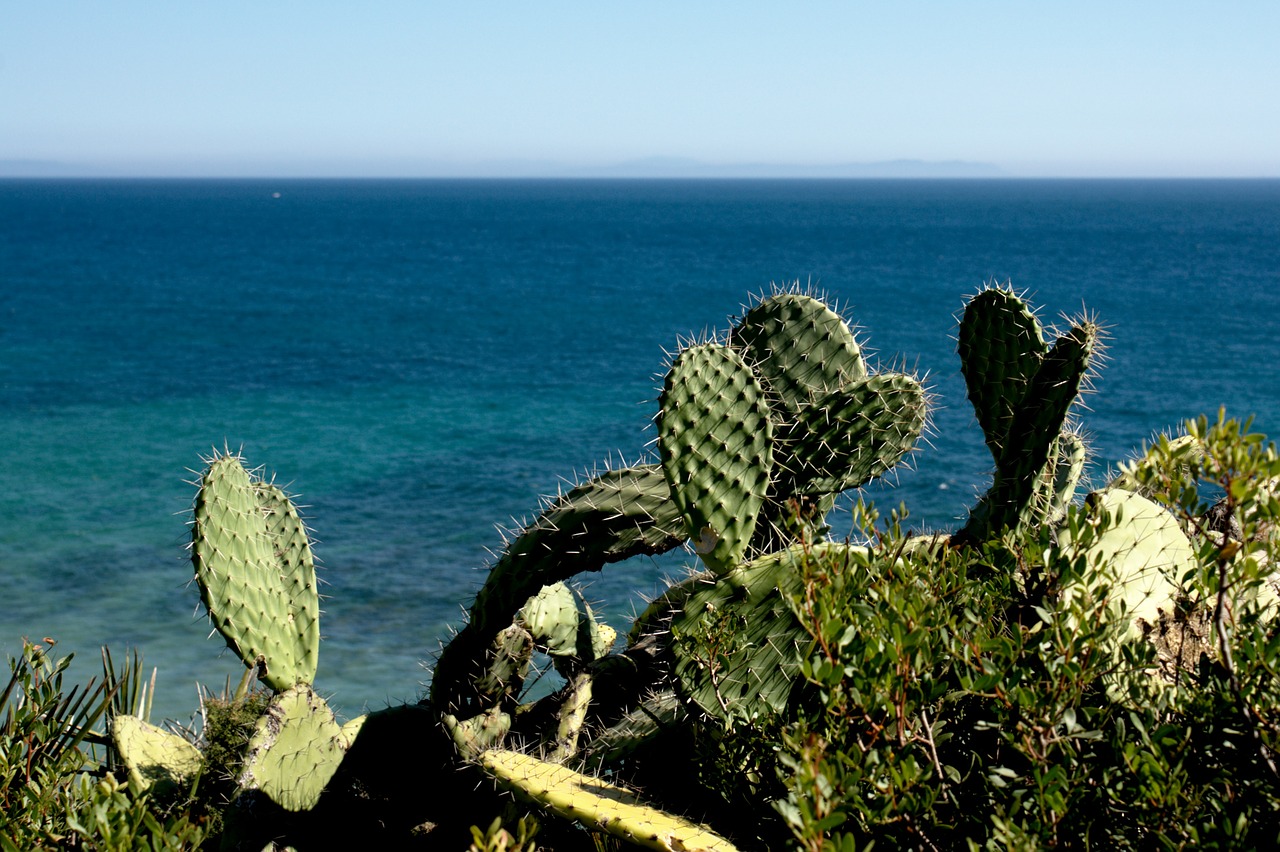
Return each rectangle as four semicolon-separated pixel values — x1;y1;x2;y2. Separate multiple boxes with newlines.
2;178;1278;723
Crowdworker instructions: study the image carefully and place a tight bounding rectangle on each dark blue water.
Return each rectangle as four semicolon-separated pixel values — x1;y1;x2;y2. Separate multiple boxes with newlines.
3;178;1278;722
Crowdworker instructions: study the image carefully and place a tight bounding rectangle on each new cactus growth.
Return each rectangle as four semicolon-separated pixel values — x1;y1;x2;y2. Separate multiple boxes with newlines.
191;454;320;692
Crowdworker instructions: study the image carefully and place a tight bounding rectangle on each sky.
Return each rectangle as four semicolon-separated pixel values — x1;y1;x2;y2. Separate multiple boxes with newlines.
2;2;1277;178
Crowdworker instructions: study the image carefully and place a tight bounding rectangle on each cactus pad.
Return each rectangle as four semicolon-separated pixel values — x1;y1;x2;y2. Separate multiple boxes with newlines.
518;581;613;661
477;748;740;852
731;292;865;414
672;543;865;721
958;287;1048;459
111;714;203;794
659;343;773;574
1060;489;1193;631
238;684;359;812
191;454;319;691
776;373;927;497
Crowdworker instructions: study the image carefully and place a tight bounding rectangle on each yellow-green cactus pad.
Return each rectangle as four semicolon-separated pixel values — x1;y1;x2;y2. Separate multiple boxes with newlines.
111;714;203;794
478;748;740;852
238;685;356;812
1059;489;1194;632
191;454;320;691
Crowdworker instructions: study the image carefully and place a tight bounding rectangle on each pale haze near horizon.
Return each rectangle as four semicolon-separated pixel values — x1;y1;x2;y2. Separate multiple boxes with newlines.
2;2;1276;178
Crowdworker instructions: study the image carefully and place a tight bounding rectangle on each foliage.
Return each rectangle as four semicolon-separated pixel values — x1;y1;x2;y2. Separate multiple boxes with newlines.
764;414;1280;849
0;640;206;850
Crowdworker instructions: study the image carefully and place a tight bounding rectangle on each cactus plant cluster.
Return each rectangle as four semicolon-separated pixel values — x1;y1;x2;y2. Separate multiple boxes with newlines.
111;454;369;825
95;283;1280;849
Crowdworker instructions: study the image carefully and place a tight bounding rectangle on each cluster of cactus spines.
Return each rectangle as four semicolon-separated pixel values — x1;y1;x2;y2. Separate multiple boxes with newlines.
956;287;1101;541
110;715;204;795
191;453;320;692
657;342;774;575
237;684;366;813
476;748;741;852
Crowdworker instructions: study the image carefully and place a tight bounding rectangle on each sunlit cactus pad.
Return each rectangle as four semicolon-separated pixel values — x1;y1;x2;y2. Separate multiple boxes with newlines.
191;453;320;691
478;748;740;852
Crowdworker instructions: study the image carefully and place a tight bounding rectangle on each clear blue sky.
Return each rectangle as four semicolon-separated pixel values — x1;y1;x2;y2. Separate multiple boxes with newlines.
2;1;1277;177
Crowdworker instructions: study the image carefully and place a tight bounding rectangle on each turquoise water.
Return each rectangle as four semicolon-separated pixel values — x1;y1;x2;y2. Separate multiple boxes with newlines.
3;178;1278;722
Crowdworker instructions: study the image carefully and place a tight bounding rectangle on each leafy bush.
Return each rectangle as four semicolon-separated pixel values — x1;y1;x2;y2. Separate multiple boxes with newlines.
752;414;1280;849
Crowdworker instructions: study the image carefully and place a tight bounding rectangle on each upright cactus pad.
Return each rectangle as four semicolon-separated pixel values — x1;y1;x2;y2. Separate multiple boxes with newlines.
477;748;740;852
237;684;364;812
659;343;773;574
111;714;203;795
958;287;1048;460
191;454;320;692
730;291;866;414
957;288;1101;540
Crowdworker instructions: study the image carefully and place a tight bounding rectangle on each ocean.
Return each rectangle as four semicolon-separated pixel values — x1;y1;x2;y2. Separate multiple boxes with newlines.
2;178;1278;723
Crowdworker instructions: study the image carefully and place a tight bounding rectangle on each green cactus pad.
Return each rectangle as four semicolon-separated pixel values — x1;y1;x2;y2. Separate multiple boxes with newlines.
958;287;1048;460
111;714;203;794
191;454;319;691
1034;431;1088;526
237;684;353;812
672;543;866;722
1059;489;1193;631
731;292;865;414
776;373;927;497
659;343;773;574
477;748;740;852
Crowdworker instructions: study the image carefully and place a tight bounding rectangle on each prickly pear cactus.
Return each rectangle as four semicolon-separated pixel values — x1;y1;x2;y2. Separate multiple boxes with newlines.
518;581;614;662
237;684;364;812
191;454;320;692
957;287;1101;540
774;374;927;497
111;714;203;794
477;748;741;852
431;463;685;714
658;343;773;575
